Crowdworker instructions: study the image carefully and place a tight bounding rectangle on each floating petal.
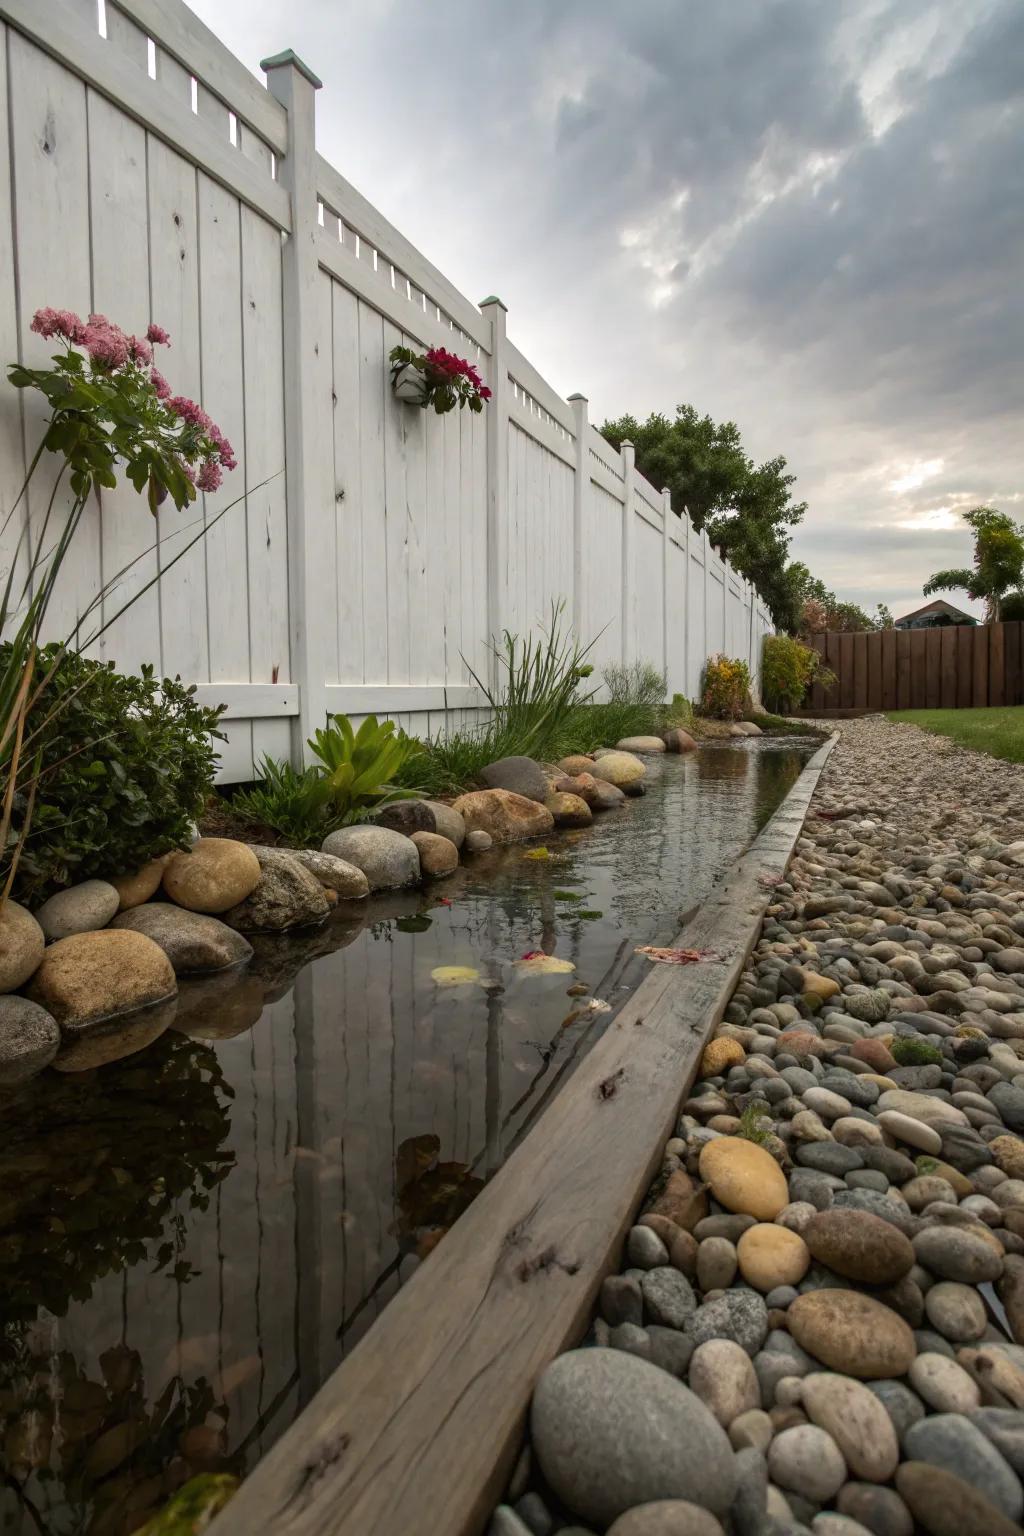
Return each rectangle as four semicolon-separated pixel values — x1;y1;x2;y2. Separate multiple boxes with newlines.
430;965;481;987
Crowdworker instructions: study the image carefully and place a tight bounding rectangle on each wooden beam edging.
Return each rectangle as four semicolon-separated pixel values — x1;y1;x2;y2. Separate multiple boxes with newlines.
210;734;839;1536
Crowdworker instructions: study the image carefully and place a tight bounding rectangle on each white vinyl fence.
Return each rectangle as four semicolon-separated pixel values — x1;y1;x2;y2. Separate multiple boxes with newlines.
0;0;773;782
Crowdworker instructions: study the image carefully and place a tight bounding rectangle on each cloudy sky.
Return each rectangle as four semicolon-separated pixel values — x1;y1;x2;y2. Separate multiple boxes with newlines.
192;0;1023;619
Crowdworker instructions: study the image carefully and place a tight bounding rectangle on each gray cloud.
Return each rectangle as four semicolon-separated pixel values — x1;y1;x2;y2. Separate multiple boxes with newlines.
192;0;1023;619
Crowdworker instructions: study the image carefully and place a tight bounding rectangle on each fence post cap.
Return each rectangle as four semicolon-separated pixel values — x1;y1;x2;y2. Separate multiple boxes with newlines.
260;50;322;88
567;392;588;403
478;295;507;311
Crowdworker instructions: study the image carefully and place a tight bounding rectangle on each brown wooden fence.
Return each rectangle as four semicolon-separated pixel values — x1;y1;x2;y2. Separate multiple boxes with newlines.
802;621;1024;714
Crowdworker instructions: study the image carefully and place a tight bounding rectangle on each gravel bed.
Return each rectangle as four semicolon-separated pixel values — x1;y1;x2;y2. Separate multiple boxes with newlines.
489;716;1024;1536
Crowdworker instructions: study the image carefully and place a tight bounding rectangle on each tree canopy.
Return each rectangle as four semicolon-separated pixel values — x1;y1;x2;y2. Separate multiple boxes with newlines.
601;405;808;630
924;506;1024;622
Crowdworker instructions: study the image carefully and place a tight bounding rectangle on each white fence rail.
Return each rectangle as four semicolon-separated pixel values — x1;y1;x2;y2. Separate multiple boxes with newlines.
0;0;773;782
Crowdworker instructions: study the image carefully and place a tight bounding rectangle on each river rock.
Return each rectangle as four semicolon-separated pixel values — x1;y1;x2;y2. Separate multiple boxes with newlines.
903;1413;1023;1521
34;878;120;941
699;1138;790;1220
641;1268;697;1329
877;1089;967;1128
530;1349;737;1525
278;848;369;899
787;1290;916;1379
970;1407;1024;1474
908;1353;981;1413
688;1339;760;1426
876;1111;943;1154
558;754;596;776
321;825;421;889
112;903;253;975
836;1483;914;1536
422;801;466;848
801;1372;899;1482
465;829;493;851
990;1136;1024;1180
767;1423;847;1501
912;1226;1003;1283
451;789;555;843
163;838;261;914
545;791;593;827
52;1002;173;1071
895;1461;1022;1536
923;1281;987;1342
480;755;550;803
107;854;174;911
0;900;45;993
663;729;698;753
830;1188;917;1235
989;1082;1024;1133
606;1503;725;1536
27;930;177;1033
803;1209;914;1284
690;1290;768;1356
616;736;667;754
219;847;329;931
736;1224;810;1291
0;995;60;1085
410;831;460;876
589;752;647;792
372;799;436;835
649;1170;709;1231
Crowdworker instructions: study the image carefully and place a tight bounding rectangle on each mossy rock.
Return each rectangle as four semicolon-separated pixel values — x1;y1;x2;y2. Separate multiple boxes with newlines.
891;1036;943;1067
137;1475;239;1534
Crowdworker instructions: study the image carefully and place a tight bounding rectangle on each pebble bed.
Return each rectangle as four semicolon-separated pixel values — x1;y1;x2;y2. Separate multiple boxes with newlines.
490;717;1024;1536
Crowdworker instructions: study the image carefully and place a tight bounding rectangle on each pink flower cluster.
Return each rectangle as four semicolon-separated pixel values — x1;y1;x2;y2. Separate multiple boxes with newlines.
167;393;237;485
424;346;492;400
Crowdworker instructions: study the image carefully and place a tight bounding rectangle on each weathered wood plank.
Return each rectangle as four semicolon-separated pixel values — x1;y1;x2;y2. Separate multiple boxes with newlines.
210;737;837;1536
1006;621;1023;705
972;625;989;706
896;630;913;709
881;627;898;712
956;626;974;709
989;622;1006;708
909;630;928;709
939;625;958;709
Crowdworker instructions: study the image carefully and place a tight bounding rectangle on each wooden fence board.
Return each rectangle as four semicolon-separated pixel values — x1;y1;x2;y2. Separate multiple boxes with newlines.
973;626;989;706
800;621;1021;715
853;631;869;709
1006;622;1023;705
910;631;928;709
956;626;974;709
896;631;912;709
881;628;898;712
922;629;940;709
839;632;855;709
939;626;958;709
990;623;1006;708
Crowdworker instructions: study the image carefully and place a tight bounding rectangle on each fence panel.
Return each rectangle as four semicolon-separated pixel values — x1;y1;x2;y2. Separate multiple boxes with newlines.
0;0;776;781
799;622;1024;714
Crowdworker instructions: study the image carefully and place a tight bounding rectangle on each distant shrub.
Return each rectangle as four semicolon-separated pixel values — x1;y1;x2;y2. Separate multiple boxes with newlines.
699;655;752;720
9;648;224;903
665;693;695;729
762;633;837;713
557;657;665;752
1001;591;1024;621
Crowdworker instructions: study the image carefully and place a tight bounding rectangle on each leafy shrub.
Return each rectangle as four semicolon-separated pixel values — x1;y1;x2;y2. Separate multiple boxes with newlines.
1001;591;1024;621
699;655;752;720
762;634;836;713
469;601;597;760
231;757;346;846
8;648;224;903
308;714;424;822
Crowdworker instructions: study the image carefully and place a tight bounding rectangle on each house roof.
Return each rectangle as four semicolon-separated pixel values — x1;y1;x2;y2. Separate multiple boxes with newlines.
894;598;977;627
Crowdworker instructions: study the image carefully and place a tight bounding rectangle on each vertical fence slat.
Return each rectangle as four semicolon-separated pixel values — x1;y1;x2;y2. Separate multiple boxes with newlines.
896;631;912;709
990;622;1006;707
838;633;855;708
956;626;974;709
1006;621;1023;705
972;625;989;706
853;631;868;709
922;629;940;709
939;626;957;708
620;441;635;664
881;628;898;711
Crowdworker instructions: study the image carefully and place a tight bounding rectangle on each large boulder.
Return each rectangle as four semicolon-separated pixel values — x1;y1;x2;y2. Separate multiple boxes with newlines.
0;901;45;993
663;728;697;752
479;755;549;803
27;930;177;1034
423;801;466;849
589;751;646;793
0;995;60;1085
112;903;253;975
616;735;666;754
162;838;261;914
451;789;554;844
51;1002;175;1072
35;879;120;941
558;754;597;776
108;855;174;912
267;847;369;900
220;847;329;932
545;792;592;827
321;825;421;890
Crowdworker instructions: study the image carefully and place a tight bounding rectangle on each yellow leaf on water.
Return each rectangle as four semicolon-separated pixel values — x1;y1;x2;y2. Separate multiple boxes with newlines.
516;955;575;976
430;965;481;987
522;847;549;860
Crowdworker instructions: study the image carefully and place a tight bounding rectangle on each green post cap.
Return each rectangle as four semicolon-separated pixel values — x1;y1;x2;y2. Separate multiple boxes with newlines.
260;50;323;88
478;295;507;311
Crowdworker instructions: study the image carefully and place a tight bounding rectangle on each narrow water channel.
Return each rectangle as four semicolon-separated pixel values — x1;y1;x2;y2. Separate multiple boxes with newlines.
0;740;813;1536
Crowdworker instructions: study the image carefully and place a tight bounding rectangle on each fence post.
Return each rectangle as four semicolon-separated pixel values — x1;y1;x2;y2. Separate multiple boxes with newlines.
661;487;671;689
702;526;710;676
620;439;635;665
683;506;692;698
262;50;328;765
480;296;508;679
568;394;588;640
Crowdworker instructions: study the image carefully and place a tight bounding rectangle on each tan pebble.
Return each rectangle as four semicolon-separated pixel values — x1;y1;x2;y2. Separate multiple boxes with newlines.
736;1224;810;1291
699;1137;790;1221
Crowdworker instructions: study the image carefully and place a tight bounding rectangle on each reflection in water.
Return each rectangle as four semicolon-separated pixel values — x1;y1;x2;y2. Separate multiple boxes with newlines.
0;742;812;1533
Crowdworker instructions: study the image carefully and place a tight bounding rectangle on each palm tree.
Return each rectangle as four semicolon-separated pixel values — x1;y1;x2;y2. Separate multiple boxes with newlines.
924;506;1024;623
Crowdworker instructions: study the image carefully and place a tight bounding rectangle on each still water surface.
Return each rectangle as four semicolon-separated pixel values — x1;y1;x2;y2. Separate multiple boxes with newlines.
0;741;812;1534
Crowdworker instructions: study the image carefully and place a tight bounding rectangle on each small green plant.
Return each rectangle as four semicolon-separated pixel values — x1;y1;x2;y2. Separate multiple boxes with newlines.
700;655;753;720
665;693;694;729
735;1102;774;1145
8;648;225;902
308;713;424;823
891;1036;944;1067
557;655;664;751
761;633;836;713
231;757;345;846
468;601;598;760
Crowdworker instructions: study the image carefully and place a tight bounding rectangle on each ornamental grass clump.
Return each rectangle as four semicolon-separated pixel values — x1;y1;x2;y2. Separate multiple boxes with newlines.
1;307;246;901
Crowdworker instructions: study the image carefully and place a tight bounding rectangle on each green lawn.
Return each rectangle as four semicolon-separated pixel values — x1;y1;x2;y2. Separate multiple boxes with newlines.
886;706;1024;763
